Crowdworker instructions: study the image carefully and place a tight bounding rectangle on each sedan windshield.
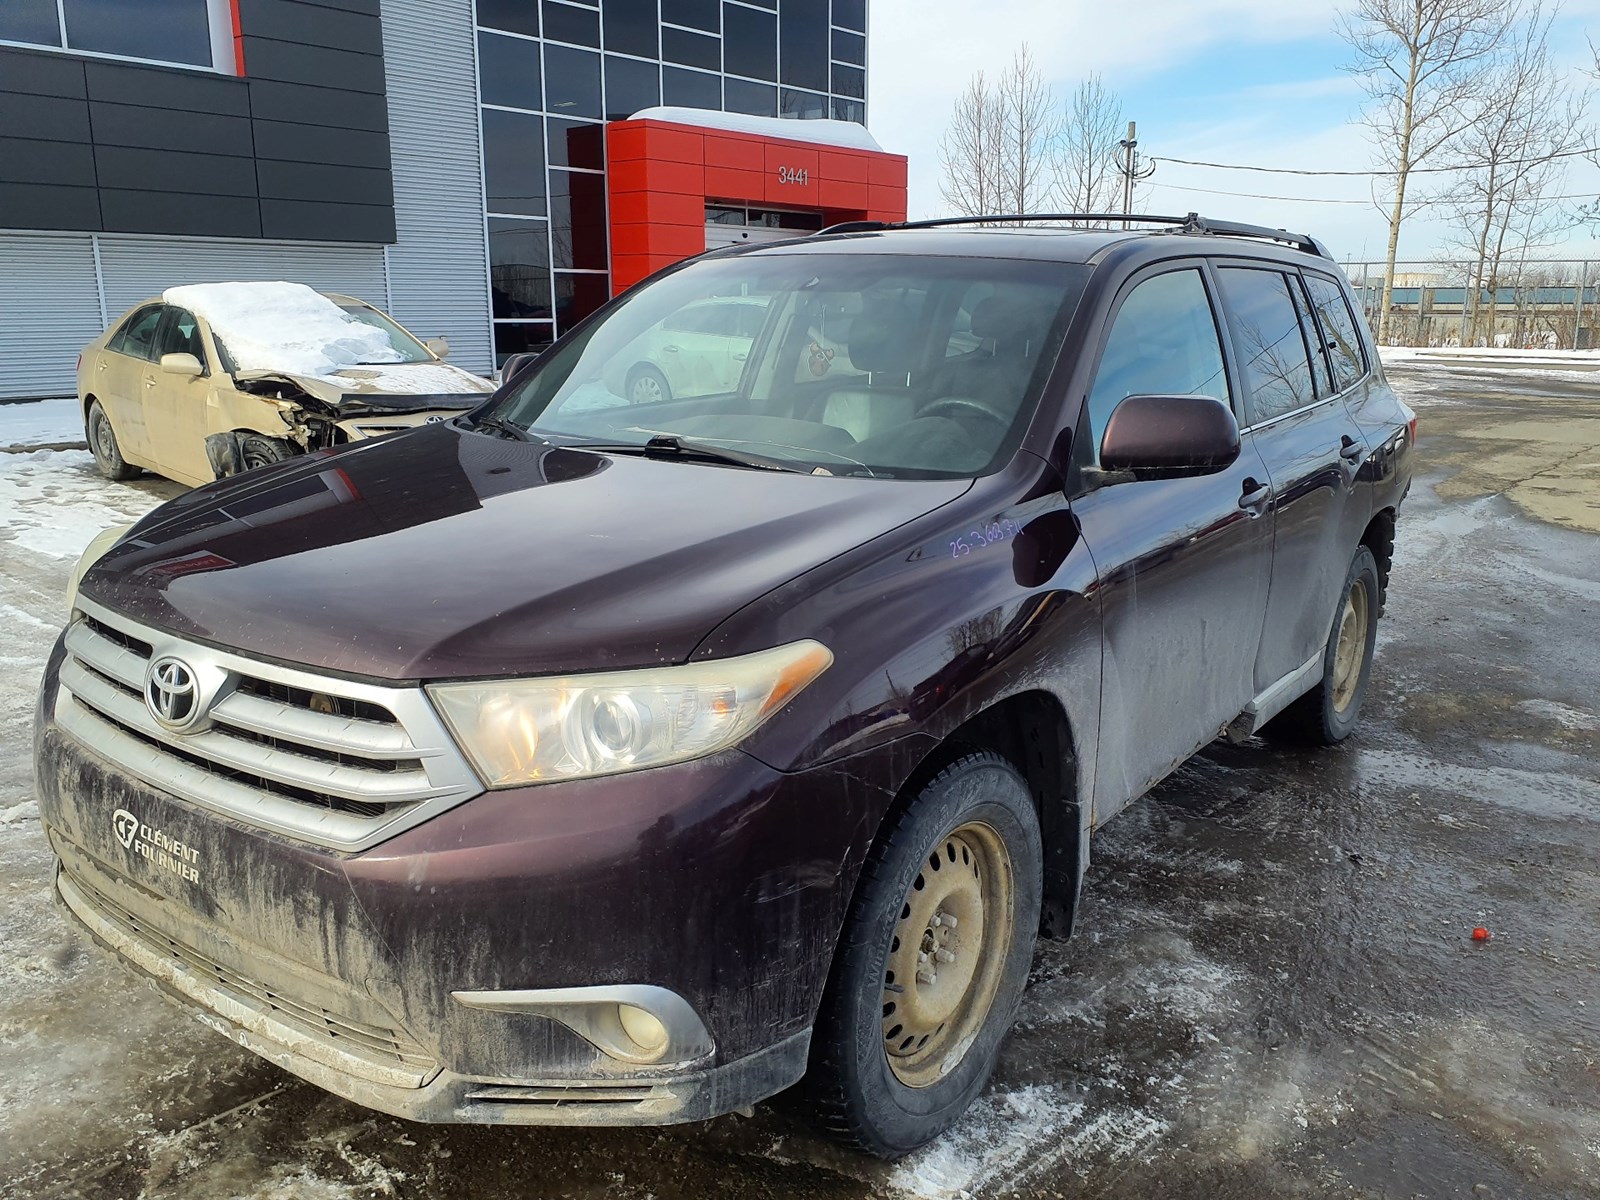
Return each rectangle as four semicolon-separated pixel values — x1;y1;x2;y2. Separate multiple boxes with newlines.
335;303;434;364
488;253;1089;479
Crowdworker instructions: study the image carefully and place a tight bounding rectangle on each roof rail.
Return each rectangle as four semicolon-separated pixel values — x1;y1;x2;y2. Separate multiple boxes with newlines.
815;212;1331;259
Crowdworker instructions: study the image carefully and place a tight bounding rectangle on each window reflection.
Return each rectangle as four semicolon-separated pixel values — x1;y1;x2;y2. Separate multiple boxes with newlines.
478;31;542;110
490;218;554;319
550;170;609;271
482;108;547;216
547;117;606;170
544;43;602;116
663;65;721;109
542;0;599;45
602;0;657;57
725;77;776;117
723;3;776;79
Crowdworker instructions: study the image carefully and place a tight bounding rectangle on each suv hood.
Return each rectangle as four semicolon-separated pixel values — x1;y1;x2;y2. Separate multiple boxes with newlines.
81;424;971;680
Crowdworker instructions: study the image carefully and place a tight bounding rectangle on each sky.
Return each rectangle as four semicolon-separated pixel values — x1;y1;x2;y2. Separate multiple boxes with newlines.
866;0;1600;268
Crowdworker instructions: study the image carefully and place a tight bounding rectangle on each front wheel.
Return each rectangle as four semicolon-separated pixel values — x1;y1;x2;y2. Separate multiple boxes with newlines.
1269;546;1380;745
805;752;1042;1157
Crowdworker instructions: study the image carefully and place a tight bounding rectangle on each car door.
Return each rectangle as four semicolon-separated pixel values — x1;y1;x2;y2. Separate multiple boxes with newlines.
97;304;164;462
1069;263;1276;821
142;305;216;485
1213;264;1372;694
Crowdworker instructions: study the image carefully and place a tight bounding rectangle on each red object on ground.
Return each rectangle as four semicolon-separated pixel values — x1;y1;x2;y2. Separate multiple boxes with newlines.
1472;927;1491;941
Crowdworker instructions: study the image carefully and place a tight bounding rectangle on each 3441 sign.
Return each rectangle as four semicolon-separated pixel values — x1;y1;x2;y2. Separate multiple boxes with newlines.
777;166;810;185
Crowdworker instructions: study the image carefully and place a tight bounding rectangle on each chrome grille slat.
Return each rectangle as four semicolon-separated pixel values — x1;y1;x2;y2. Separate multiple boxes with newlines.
58;598;483;852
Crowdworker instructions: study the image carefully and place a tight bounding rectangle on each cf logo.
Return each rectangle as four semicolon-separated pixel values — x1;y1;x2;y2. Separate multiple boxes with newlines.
145;657;202;731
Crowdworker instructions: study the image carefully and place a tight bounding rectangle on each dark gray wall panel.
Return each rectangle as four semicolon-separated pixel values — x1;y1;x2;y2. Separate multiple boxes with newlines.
97;146;261;197
84;60;251;116
89;104;255;156
0;139;97;187
0;49;86;98
0;93;92;142
290;0;380;14
257;160;394;206
247;78;389;132
0;182;102;231
238;0;383;56
241;37;387;93
99;189;262;237
253;119;390;169
261;198;394;242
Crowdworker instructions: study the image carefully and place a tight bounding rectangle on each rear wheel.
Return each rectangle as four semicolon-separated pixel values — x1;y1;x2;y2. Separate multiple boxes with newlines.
806;752;1042;1157
1268;546;1380;745
626;364;671;405
85;400;139;481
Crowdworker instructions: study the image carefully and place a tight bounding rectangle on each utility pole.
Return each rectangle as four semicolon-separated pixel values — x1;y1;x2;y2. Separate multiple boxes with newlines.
1116;122;1155;228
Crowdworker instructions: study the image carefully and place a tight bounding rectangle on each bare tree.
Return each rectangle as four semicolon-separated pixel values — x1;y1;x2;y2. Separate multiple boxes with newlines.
938;70;1007;216
1053;74;1126;212
996;45;1058;213
938;45;1058;217
1342;0;1516;342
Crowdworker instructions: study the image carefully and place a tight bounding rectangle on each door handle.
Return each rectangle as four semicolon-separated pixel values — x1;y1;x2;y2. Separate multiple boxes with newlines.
143;377;158;388
1238;478;1271;515
1339;436;1364;462
733;352;748;361
662;345;680;353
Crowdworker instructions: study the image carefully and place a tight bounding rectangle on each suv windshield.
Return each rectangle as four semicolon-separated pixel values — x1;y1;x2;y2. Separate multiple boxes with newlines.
488;253;1089;479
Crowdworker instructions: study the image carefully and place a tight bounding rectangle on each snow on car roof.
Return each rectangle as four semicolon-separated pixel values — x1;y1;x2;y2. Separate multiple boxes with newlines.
625;106;887;153
162;281;404;377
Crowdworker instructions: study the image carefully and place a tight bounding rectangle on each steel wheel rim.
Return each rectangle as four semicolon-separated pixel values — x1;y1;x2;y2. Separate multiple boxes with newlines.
1331;581;1369;713
881;821;1015;1089
90;410;113;463
631;373;663;403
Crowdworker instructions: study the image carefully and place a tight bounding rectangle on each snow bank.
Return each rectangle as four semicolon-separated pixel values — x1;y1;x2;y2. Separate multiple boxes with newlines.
627;106;888;152
1381;345;1600;365
163;281;403;377
0;398;81;449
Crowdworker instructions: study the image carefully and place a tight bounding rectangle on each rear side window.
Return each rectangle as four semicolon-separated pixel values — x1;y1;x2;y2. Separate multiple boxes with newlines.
1085;268;1230;456
1216;268;1317;424
1287;274;1336;398
1303;273;1368;391
109;305;164;361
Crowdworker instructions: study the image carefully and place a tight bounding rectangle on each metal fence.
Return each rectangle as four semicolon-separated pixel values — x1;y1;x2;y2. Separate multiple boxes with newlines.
1341;260;1600;349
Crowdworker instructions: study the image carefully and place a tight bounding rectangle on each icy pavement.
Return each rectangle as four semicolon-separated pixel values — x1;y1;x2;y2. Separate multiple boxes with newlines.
0;398;84;451
1;360;1599;1198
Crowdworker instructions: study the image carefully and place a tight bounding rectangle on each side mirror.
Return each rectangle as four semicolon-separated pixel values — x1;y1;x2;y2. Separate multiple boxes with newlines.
159;352;203;377
1099;394;1241;479
499;351;540;382
426;337;450;359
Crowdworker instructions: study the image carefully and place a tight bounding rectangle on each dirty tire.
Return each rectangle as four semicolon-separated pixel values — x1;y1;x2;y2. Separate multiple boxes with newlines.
86;400;140;481
1269;545;1380;746
236;433;297;474
805;752;1042;1158
626;364;671;405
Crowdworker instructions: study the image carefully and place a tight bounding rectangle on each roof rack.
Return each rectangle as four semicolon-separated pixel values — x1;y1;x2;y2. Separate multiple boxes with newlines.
816;212;1332;259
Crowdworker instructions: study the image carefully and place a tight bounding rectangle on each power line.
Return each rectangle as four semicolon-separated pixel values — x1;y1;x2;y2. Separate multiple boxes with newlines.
1154;145;1600;177
1146;181;1371;205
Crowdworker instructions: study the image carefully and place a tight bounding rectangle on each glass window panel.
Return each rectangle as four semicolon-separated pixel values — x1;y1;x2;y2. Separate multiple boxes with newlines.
482;108;548;216
602;0;657;57
831;27;863;66
831;63;863;100
0;0;62;47
662;25;719;70
1086;270;1230;456
830;97;864;123
550;170;609;270
478;31;542;111
779;87;825;119
63;0;212;66
663;65;721;110
1303;273;1369;390
554;273;612;336
1216;267;1317;424
604;54;660;121
155;306;207;364
662;0;718;29
544;44;602;117
489;218;554;320
547;117;605;169
723;3;776;80
724;77;776;117
110;305;165;360
777;0;827;90
1287;273;1336;397
494;321;556;368
740;0;776;8
832;0;864;30
542;0;598;45
478;0;539;36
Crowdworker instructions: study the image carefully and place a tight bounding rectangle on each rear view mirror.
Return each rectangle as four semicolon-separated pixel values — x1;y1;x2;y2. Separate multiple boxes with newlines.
1098;394;1240;479
426;337;450;359
159;352;203;377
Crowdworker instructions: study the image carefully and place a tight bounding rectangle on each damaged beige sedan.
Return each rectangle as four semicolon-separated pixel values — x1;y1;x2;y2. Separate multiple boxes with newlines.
78;281;496;486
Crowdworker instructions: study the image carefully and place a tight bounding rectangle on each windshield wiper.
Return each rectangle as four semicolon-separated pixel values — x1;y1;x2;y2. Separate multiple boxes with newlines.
559;434;805;473
469;413;539;442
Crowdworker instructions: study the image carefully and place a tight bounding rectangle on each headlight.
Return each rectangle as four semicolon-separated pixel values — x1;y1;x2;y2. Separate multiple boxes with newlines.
427;640;833;787
66;523;133;610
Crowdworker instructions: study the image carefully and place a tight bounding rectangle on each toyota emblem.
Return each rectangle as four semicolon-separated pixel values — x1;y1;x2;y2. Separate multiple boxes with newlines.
145;657;202;731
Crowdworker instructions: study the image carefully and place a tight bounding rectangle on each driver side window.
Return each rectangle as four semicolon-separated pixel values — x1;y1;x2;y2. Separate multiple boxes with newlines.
1085;269;1231;461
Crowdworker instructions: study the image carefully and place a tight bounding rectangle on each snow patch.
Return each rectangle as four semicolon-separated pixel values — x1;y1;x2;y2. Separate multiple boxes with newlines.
628;106;888;152
0;398;82;449
1518;699;1600;732
0;801;38;827
324;362;493;395
0;449;168;562
163;282;404;377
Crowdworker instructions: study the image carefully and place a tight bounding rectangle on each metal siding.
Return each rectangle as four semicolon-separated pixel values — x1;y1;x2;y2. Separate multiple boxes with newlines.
378;0;493;374
0;234;102;400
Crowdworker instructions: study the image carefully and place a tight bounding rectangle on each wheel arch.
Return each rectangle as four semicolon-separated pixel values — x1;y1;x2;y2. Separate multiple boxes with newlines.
1360;507;1397;614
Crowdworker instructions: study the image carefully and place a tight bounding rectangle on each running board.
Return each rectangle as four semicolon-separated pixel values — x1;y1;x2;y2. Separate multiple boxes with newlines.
1224;654;1322;744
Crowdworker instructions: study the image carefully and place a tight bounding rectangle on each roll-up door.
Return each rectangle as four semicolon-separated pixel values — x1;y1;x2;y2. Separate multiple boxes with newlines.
0;234;103;400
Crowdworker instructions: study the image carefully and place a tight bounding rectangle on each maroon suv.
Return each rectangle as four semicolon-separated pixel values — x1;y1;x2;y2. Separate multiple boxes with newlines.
35;214;1414;1156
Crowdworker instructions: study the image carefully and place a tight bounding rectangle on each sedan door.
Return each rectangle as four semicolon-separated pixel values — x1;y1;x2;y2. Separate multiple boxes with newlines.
95;304;165;462
141;305;217;486
1213;265;1373;695
1069;264;1276;822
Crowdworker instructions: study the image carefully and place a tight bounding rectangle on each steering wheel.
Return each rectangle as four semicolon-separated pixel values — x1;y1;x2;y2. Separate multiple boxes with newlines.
921;396;1012;430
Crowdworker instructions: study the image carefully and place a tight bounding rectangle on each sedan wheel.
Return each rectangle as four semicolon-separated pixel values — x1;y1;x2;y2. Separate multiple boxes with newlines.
627;365;670;405
86;401;139;481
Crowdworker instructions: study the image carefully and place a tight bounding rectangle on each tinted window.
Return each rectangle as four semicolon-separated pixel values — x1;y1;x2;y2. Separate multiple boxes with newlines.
780;87;826;119
478;0;539;37
542;0;598;45
547;118;605;170
832;63;864;100
478;31;542;110
544;44;602;117
831;27;864;66
662;25;719;70
778;0;828;91
1216;267;1318;424
554;272;612;336
482;108;547;216
723;3;776;79
549;169;608;270
110;306;165;361
62;0;213;67
494;321;555;369
489;218;554;319
1086;269;1230;456
663;0;718;29
724;77;776;116
605;54;660;120
0;0;60;47
155;307;206;368
602;0;656;55
832;0;865;30
664;66;722;110
1287;273;1335;397
831;97;864;124
1304;273;1368;391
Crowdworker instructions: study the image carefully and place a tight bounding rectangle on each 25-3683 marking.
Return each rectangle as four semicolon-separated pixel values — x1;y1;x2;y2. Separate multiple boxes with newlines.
950;519;1021;558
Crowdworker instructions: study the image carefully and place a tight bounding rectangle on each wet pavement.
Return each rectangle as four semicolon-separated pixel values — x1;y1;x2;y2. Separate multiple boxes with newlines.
2;357;1598;1199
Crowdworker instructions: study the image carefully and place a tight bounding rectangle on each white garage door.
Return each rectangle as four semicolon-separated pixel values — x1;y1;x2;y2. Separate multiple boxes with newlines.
0;234;104;401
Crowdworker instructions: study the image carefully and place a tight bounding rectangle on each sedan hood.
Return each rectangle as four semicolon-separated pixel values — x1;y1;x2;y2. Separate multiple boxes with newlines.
81;424;971;680
237;361;496;406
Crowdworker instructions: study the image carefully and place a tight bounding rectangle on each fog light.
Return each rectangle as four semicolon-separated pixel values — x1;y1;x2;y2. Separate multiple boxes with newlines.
617;1003;669;1056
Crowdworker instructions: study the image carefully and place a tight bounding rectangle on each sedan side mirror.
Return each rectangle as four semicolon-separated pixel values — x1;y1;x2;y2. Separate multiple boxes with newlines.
159;352;203;377
426;337;450;359
1099;394;1241;479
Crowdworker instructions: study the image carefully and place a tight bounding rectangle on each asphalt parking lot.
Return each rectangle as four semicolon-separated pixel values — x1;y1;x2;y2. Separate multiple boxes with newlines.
2;355;1598;1200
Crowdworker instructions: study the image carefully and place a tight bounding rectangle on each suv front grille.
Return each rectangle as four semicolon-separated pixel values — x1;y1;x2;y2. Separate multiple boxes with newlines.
56;598;482;851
